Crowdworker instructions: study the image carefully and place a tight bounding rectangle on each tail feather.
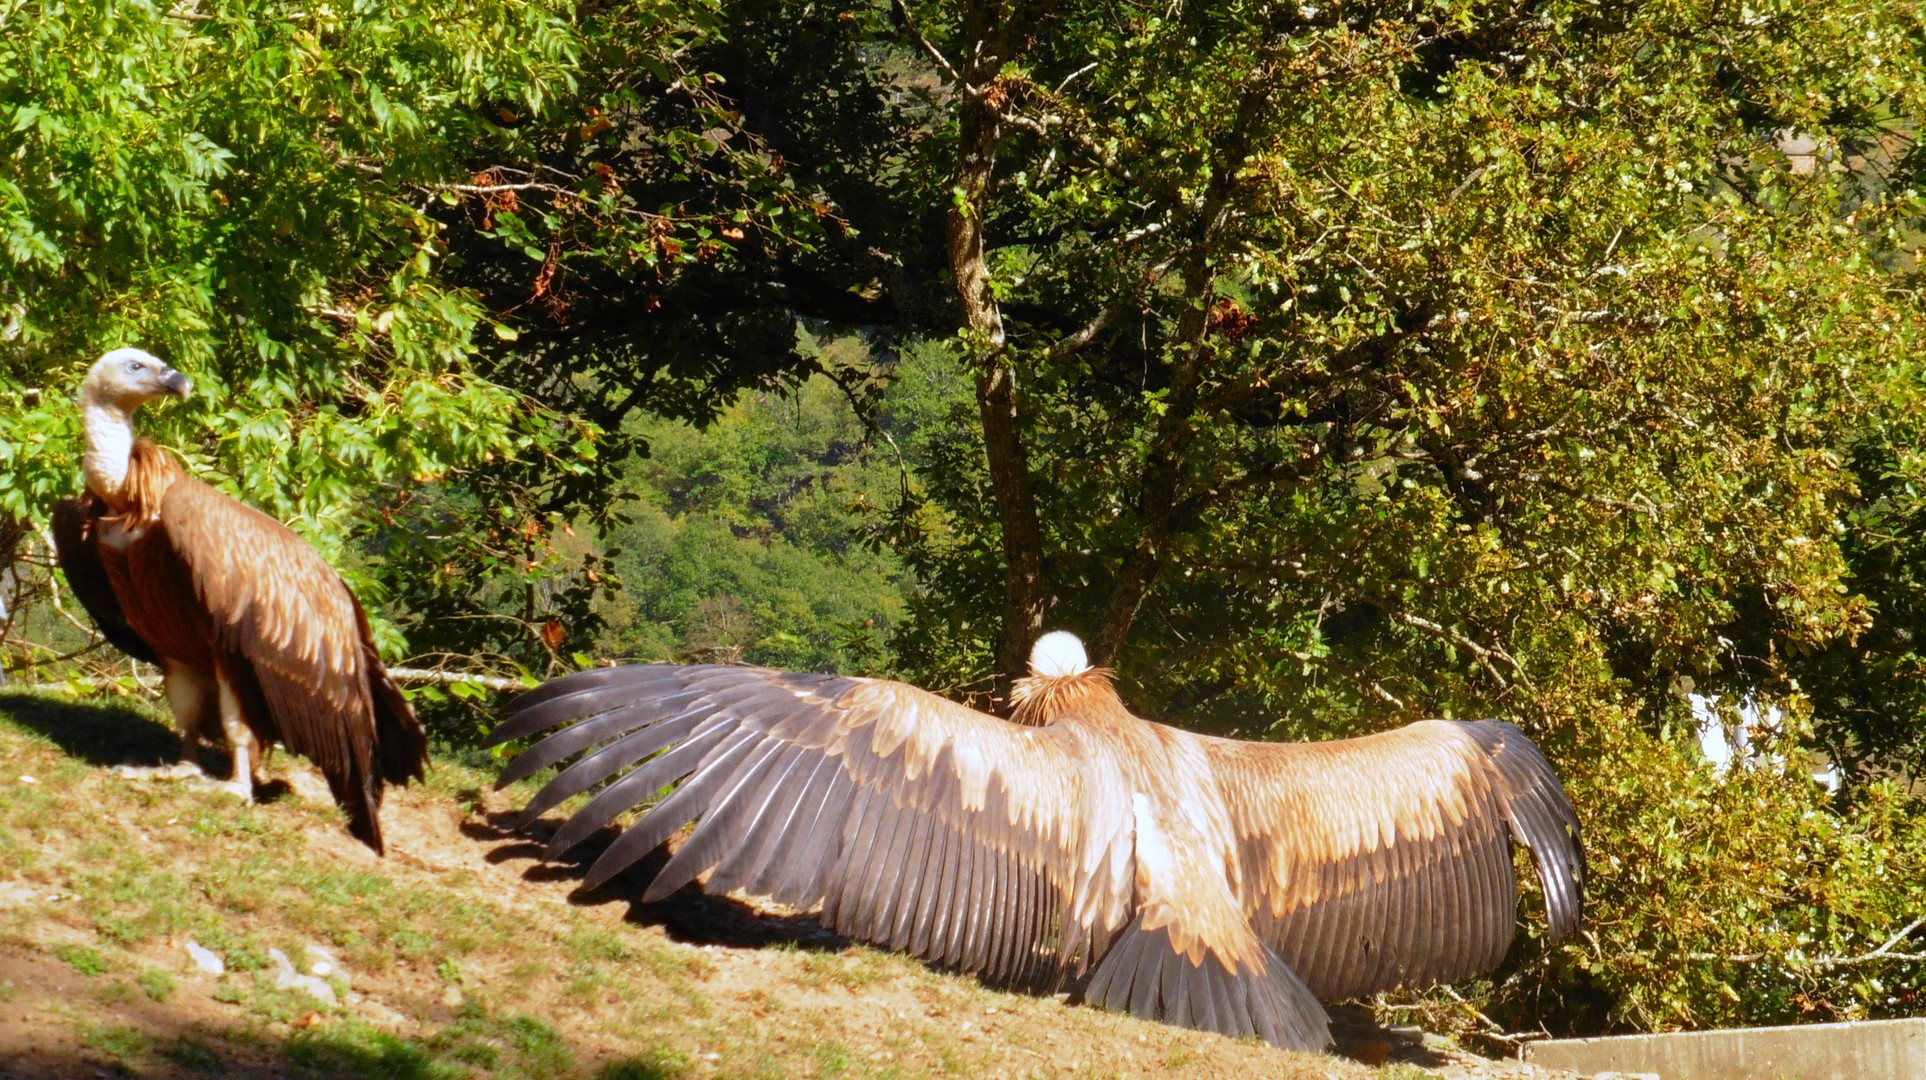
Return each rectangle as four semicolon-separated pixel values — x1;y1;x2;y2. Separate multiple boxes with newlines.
342;766;386;855
369;656;428;786
1084;913;1332;1052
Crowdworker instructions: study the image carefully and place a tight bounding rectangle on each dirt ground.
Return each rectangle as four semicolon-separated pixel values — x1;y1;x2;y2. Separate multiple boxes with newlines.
0;689;1594;1080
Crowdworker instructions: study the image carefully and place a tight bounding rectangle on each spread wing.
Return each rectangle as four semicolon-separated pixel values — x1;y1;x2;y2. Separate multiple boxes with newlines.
49;495;160;663
157;476;422;851
488;664;1136;991
1205;719;1583;1002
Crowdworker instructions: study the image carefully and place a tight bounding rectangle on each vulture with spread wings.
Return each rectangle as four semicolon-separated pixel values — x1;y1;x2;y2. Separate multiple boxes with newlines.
490;631;1582;1052
51;348;427;853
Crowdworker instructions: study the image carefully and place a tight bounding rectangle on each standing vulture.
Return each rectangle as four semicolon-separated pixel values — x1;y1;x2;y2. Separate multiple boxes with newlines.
488;630;1583;1051
50;348;427;853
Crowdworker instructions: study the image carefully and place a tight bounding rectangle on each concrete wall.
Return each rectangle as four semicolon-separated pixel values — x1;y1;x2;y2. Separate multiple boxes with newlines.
1523;1017;1926;1080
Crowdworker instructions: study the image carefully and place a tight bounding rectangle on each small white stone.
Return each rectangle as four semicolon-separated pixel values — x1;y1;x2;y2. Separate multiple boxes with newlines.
185;941;225;976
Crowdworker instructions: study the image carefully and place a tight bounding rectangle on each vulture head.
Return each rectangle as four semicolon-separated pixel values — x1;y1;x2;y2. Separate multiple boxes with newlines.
78;347;192;503
1012;631;1124;726
80;348;192;414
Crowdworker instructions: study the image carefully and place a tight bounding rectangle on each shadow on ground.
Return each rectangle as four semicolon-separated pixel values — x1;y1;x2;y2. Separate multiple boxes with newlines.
0;690;284;797
0;944;684;1080
462;809;849;952
463;808;1456;1071
0;690;180;767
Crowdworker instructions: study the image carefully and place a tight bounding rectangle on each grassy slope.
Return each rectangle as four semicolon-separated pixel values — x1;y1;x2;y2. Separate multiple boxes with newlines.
0;688;1438;1080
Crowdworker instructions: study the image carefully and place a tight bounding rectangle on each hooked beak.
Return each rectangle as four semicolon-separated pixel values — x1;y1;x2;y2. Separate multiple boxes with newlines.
161;368;192;400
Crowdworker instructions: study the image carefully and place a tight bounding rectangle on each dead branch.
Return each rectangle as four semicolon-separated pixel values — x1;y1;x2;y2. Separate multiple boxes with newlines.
387;667;529;694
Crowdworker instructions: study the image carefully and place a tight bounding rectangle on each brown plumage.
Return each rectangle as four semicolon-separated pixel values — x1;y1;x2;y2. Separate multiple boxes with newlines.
488;631;1583;1051
51;348;426;853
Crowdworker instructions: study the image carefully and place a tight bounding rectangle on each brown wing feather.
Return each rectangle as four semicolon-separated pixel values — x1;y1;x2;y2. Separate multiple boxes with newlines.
49;494;160;663
157;476;421;851
1205;719;1583;1002
492;666;1349;1051
490;665;1136;991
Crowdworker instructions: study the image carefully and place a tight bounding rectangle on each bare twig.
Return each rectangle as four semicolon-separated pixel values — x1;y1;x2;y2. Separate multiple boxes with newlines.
1441;985;1550;1047
823;368;915;506
387;667;530;694
890;0;965;86
1687;916;1926;968
1393;611;1526;689
1044;252;1182;361
432;181;578;196
1044;303;1123;361
4;639;109;672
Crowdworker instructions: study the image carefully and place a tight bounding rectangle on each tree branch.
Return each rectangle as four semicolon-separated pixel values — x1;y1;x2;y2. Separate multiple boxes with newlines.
387;667;531;694
891;0;966;88
1393;611;1527;689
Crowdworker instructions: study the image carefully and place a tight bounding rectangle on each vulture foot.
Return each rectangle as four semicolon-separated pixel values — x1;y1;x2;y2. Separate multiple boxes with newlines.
169;772;255;802
198;777;256;802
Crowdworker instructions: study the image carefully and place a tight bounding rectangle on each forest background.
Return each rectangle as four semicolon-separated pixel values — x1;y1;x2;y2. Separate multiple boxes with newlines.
4;0;1926;1047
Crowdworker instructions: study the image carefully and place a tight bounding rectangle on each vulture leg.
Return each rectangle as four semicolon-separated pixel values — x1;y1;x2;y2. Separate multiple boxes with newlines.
114;662;215;781
209;668;262;802
162;661;214;778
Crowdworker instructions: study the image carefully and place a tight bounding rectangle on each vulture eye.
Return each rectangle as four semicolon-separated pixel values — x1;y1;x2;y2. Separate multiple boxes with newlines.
126;361;144;373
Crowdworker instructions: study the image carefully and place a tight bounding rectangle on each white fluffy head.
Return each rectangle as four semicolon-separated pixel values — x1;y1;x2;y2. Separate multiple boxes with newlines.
1028;631;1090;678
81;347;192;411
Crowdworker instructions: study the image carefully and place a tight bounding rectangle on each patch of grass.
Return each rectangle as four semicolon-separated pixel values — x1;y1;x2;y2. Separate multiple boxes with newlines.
90;864;195;946
599;1046;686;1080
78;1021;153;1061
931;1044;967;1075
139;965;176;1002
812;1040;853;1078
286;1019;465;1080
797;949;885;992
93;977;138;1004
501;1012;575;1073
0;823;31;875
193;925;276;973
566;921;638;964
0;978;17;1003
52;942;110;976
564;961;607;998
444;1039;502;1067
629;938;712;982
670;980;713;1018
236;975;342;1026
163;1036;224;1071
733;1054;788;1080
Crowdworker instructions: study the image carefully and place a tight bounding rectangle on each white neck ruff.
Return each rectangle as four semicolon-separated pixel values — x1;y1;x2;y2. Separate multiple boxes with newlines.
81;401;133;500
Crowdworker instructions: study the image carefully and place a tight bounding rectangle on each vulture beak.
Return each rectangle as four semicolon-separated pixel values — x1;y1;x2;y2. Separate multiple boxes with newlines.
161;368;193;400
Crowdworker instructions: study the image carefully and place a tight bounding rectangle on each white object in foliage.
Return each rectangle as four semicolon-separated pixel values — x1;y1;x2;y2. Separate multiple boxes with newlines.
1691;693;1839;792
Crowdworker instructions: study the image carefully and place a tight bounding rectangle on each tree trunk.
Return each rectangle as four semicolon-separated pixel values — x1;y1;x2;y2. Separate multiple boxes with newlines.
945;1;1045;709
